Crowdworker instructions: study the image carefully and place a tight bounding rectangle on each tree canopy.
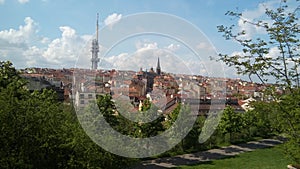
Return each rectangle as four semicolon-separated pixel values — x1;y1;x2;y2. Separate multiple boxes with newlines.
217;1;300;165
0;61;135;169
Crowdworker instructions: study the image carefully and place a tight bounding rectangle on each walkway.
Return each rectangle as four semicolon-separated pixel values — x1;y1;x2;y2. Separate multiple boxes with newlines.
132;138;283;169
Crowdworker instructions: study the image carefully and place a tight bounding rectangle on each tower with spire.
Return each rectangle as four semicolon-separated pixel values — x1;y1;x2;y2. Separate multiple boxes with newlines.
91;13;100;70
156;57;161;75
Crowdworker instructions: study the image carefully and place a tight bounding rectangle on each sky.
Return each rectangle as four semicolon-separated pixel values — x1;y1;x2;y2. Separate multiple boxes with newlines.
0;0;299;79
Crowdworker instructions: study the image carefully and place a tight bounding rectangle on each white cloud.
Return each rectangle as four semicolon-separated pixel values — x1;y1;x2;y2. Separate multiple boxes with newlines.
238;0;300;40
237;1;277;39
0;17;91;68
266;47;280;58
136;42;158;52
230;46;281;59
230;51;245;57
165;44;180;51
104;13;122;27
0;15;223;77
23;46;42;66
0;17;37;45
40;37;49;44
18;0;29;4
102;41;215;75
103;42;160;71
196;42;214;51
0;17;40;67
0;0;4;5
42;26;90;66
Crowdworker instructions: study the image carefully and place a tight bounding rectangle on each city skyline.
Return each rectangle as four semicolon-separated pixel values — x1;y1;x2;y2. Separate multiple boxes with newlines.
0;0;299;80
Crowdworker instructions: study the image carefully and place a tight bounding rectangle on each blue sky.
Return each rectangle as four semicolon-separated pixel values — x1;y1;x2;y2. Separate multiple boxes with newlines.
0;1;257;38
0;0;299;78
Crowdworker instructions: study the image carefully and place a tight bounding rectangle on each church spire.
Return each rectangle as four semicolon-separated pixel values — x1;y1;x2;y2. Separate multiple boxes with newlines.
156;57;161;75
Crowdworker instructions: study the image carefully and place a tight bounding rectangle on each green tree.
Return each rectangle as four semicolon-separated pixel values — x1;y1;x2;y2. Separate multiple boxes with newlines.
275;90;300;164
183;115;206;151
217;1;300;165
0;61;71;168
218;106;243;143
250;91;300;164
217;2;300;89
0;61;135;168
164;103;199;153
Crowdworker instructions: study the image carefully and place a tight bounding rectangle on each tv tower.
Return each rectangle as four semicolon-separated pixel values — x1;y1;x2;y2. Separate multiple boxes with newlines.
91;13;100;70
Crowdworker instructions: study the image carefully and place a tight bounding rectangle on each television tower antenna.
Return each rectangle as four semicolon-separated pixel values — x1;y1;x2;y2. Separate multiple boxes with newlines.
96;13;99;41
91;13;100;70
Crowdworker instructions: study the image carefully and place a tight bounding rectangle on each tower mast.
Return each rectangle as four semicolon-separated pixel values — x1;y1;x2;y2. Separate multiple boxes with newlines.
96;13;99;42
91;13;100;70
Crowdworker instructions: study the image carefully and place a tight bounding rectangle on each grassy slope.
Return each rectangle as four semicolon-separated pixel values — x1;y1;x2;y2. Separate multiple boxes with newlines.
176;145;292;169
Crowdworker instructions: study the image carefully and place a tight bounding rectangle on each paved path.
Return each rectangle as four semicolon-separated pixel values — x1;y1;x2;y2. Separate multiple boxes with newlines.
132;139;283;169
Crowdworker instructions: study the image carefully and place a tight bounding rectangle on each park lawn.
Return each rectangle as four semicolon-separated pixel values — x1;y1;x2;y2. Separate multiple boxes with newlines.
176;145;292;169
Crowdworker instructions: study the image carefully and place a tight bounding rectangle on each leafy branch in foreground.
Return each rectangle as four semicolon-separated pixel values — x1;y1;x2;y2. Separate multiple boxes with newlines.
216;1;300;165
217;2;300;90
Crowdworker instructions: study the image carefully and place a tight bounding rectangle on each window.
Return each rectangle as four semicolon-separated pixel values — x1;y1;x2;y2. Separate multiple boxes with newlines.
80;100;84;104
88;94;93;99
79;94;84;99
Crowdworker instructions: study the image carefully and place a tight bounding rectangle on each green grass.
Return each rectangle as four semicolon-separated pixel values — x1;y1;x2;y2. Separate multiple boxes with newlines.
176;145;292;169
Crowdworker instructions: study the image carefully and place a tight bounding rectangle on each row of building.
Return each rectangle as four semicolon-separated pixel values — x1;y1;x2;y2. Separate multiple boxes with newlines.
19;57;283;115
